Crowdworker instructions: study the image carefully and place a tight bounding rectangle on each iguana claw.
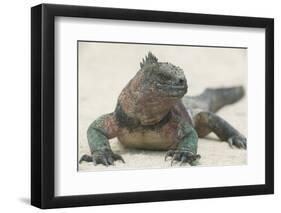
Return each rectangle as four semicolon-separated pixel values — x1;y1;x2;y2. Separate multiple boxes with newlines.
228;135;247;149
165;150;174;161
165;149;201;166
80;149;125;166
92;149;125;166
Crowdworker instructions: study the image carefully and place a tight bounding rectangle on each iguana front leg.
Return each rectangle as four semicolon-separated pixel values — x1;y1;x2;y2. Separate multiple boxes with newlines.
195;111;247;149
79;113;124;166
165;124;200;166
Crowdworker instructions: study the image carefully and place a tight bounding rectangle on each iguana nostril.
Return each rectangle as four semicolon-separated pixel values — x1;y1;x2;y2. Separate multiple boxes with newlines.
179;79;184;84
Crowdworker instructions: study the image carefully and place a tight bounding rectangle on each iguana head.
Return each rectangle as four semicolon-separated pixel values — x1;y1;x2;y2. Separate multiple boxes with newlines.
139;52;187;98
117;52;188;125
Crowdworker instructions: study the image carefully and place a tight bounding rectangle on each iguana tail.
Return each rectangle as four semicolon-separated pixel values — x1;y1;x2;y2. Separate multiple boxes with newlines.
185;86;245;113
79;154;93;163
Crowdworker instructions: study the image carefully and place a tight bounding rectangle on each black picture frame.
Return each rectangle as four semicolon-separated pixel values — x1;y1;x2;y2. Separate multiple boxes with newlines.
31;3;274;209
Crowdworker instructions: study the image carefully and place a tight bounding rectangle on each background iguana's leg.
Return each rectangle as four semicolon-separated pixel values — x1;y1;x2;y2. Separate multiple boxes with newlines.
79;113;124;166
194;111;247;149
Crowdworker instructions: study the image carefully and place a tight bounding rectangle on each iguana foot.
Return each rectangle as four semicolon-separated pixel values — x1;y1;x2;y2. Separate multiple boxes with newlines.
228;134;247;149
80;149;125;166
93;149;125;166
165;149;201;166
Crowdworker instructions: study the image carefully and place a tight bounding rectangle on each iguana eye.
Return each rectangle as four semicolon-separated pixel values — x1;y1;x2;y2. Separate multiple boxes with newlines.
158;73;171;81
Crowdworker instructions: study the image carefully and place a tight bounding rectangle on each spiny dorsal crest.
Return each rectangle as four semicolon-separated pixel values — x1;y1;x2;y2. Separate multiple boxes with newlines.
140;52;158;68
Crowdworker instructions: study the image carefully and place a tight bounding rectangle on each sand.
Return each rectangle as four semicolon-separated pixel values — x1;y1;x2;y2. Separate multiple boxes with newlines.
78;42;247;172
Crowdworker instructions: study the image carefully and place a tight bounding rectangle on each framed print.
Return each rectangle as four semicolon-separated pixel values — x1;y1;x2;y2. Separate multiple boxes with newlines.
31;3;274;209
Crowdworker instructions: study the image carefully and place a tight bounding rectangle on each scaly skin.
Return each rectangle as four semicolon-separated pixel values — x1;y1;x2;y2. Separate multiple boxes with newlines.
80;52;246;166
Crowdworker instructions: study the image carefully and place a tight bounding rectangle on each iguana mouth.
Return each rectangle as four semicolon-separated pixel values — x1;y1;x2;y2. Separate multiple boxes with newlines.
156;83;187;89
156;83;188;97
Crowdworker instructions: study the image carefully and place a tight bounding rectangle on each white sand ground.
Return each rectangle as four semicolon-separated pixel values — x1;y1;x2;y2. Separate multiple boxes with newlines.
78;42;247;172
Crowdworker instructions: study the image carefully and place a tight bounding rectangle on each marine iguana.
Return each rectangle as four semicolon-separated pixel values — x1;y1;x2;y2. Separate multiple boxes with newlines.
80;52;247;166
